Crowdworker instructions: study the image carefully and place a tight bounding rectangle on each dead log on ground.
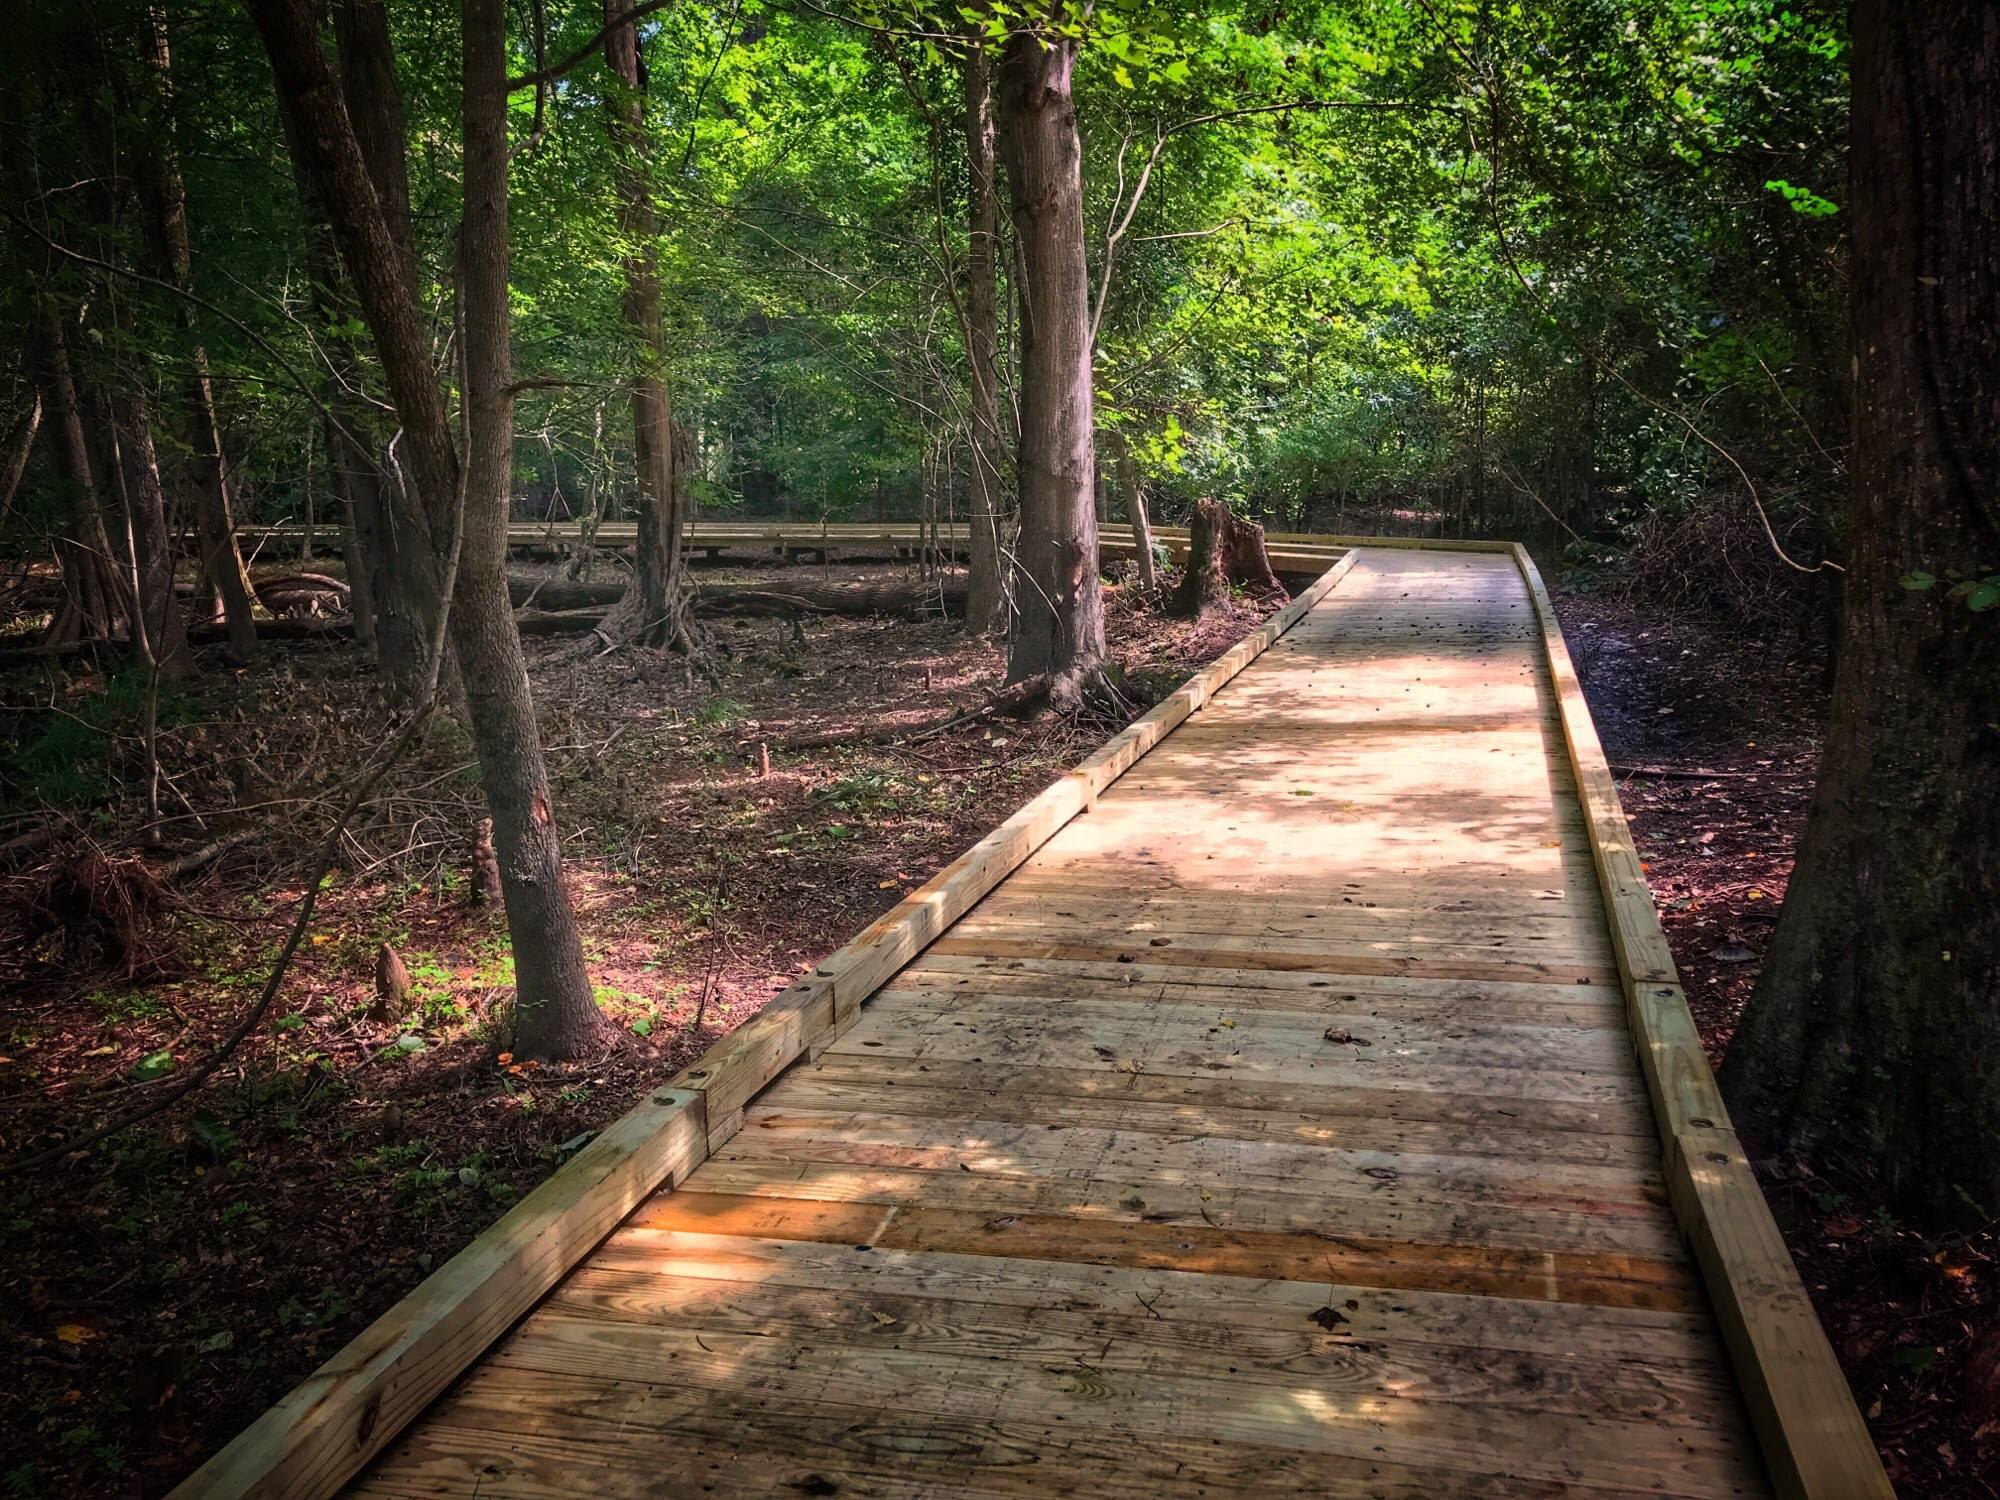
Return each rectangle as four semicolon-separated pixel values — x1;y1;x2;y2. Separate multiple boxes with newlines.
507;576;623;611
252;572;351;616
512;574;966;621
27;575;973;655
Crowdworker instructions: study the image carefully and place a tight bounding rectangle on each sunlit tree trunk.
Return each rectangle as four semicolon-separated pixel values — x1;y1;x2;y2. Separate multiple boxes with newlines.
252;0;603;1059
1110;430;1158;592
961;39;1007;635
459;0;605;1057
594;0;689;651
994;18;1104;700
1722;0;2000;1223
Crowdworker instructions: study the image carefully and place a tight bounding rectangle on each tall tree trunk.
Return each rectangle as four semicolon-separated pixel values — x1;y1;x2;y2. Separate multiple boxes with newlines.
993;18;1103;700
1721;0;2000;1224
332;0;418;292
0;388;40;523
258;0;454;669
109;387;194;680
270;0;431;694
961;39;1007;635
593;0;688;651
334;0;431;694
1110;430;1158;592
32;311;127;646
458;0;603;1058
252;0;602;1059
139;7;257;661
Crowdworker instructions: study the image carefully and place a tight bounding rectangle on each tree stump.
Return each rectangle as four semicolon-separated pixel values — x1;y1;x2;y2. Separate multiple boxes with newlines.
1174;498;1287;615
469;818;503;906
371;942;412;1023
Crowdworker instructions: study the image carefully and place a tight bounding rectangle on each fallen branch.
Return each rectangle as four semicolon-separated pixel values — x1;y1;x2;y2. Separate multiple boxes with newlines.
773;671;1050;751
1610;763;1799;781
156;826;261;880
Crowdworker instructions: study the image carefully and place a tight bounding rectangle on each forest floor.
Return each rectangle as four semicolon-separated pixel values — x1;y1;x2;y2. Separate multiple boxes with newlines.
1557;585;1999;1500
0;557;1270;1498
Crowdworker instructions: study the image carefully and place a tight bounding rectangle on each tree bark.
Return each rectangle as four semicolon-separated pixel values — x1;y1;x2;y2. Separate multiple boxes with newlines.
33;310;130;647
456;0;603;1059
331;0;418;293
0;387;40;523
1110;430;1159;592
1174;497;1231;615
30;314;133;648
252;0;602;1059
109;387;194;680
1721;0;2000;1224
1174;497;1285;616
593;0;689;651
138;7;257;661
961;39;1008;635
258;0;450;702
333;0;430;690
993;18;1104;702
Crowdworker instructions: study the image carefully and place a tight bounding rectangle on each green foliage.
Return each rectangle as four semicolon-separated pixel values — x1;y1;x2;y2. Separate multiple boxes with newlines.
128;1050;176;1082
0;0;1851;637
2;670;185;814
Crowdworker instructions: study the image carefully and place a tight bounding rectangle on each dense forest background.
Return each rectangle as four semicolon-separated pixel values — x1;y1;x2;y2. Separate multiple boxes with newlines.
0;0;1848;623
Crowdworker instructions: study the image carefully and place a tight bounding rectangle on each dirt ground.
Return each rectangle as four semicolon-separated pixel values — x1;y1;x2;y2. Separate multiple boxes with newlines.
1558;586;1999;1500
0;558;1271;1498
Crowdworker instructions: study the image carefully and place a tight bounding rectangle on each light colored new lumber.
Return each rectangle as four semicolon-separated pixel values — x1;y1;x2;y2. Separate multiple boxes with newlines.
181;555;1359;1500
668;549;1360;1147
1511;543;1891;1500
351;1367;1722;1500
167;1087;706;1500
585;1224;1722;1359
802;1049;1661;1140
474;1309;1758;1496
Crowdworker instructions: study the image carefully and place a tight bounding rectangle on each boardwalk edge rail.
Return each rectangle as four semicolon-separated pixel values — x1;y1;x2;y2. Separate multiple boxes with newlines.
169;551;1361;1499
1509;542;1890;1500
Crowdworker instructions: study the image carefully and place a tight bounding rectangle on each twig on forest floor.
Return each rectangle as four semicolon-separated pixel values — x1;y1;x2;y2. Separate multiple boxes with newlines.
1611;764;1786;781
0;415;471;1178
0;707;437;1178
155;827;260;880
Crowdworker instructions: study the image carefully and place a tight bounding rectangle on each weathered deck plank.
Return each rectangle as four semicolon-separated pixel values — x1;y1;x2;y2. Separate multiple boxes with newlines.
343;547;1778;1497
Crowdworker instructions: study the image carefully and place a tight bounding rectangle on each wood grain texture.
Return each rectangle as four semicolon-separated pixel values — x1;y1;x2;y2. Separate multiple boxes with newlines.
169;1088;706;1500
211;540;1875;1500
1513;545;1891;1500
187;547;1356;1500
344;545;1780;1499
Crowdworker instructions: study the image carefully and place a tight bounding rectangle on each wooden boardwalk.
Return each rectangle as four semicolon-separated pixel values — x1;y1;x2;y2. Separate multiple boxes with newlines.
237;519;1351;576
178;545;1888;1500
